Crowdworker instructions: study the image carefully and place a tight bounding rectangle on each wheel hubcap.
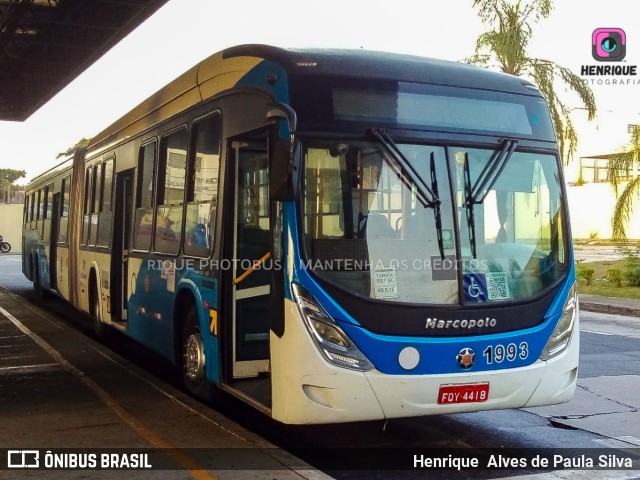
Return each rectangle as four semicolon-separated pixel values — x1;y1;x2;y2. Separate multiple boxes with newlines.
184;332;205;381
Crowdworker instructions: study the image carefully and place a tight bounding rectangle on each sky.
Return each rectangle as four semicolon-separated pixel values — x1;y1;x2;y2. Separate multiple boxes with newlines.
1;0;640;184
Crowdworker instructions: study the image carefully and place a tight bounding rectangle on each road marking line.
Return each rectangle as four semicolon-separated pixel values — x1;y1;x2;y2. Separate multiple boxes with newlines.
0;306;218;480
0;363;60;375
615;435;640;446
581;329;615;336
499;471;640;479
0;287;318;473
7;290;255;446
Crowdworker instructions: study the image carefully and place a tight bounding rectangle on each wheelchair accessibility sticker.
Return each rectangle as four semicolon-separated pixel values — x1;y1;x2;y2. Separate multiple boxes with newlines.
463;273;488;303
463;272;510;302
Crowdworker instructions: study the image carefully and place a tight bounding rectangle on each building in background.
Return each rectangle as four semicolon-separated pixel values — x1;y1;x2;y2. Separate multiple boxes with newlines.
566;110;640;240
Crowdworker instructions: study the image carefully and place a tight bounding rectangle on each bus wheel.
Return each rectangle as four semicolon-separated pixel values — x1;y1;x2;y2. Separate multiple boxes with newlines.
181;304;214;400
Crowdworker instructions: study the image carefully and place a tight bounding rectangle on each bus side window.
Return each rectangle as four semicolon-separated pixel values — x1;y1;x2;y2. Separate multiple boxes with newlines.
43;185;51;243
29;192;35;228
184;113;221;257
133;141;157;251
58;176;70;244
88;163;101;246
24;194;29;226
97;158;114;247
154;128;187;255
36;189;41;222
82;166;92;245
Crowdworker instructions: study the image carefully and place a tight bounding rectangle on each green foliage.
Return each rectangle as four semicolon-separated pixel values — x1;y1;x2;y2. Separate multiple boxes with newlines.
608;125;640;241
625;267;640;287
576;264;595;286
607;268;624;287
0;168;26;192
0;168;26;186
56;137;91;159
577;258;640;298
618;245;640;286
468;0;596;164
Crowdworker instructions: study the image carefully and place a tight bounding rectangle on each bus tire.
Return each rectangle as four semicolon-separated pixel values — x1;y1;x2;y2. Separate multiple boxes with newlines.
90;277;104;338
181;304;215;400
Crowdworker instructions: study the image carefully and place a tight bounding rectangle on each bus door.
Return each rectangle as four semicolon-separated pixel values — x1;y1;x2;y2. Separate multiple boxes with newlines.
112;169;134;324
229;137;271;380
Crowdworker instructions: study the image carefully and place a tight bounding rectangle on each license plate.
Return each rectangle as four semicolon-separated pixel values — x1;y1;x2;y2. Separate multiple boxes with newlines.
438;383;489;404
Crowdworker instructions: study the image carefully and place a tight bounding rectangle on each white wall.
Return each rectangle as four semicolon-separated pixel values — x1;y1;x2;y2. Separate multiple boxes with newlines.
0;204;23;253
567;182;640;240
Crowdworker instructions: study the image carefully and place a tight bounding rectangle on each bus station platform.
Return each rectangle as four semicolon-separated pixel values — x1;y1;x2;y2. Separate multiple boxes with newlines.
0;278;325;479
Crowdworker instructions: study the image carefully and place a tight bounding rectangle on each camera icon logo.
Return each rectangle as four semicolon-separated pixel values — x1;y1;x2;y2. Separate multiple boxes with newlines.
592;28;626;61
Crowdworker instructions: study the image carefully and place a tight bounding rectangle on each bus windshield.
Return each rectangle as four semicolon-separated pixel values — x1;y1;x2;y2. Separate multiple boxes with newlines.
302;139;567;305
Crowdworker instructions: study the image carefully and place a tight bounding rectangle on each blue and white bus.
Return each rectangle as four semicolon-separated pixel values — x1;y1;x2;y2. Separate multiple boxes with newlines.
23;45;578;424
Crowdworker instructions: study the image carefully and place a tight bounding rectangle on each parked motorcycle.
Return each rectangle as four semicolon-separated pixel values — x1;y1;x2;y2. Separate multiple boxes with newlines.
0;235;11;253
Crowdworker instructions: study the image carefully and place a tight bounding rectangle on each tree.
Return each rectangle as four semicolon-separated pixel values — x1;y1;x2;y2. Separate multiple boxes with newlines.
0;168;26;204
0;168;26;187
56;137;91;159
468;0;597;164
607;125;640;240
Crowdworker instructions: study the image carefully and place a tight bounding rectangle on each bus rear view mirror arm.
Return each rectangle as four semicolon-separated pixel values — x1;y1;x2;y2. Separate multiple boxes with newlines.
268;104;299;201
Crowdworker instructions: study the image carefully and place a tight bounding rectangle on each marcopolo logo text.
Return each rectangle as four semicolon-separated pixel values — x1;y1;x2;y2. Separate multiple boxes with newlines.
425;317;497;330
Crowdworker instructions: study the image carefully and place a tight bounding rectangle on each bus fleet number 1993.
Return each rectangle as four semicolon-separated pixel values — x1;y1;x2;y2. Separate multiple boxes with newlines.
483;342;528;364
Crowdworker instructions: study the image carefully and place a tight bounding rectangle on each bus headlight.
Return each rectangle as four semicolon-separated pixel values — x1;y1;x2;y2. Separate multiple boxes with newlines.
292;284;374;371
540;282;577;360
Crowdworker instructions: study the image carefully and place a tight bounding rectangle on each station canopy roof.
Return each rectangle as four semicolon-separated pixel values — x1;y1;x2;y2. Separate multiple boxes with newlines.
0;0;169;121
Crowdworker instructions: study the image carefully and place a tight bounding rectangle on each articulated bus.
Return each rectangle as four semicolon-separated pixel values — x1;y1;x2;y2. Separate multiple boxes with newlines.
22;45;578;424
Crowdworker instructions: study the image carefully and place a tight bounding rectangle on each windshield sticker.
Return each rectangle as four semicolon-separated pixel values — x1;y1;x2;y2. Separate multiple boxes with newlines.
442;229;454;249
463;273;488;303
374;265;399;299
431;255;457;281
486;271;510;300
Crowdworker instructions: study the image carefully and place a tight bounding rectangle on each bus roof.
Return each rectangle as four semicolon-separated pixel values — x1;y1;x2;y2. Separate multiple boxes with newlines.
223;44;538;93
27;156;73;189
88;44;540;153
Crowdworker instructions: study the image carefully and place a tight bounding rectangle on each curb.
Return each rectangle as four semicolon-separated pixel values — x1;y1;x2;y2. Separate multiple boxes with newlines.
579;300;640;318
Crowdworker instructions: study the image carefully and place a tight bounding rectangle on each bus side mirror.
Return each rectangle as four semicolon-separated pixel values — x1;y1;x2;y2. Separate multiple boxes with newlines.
267;105;299;201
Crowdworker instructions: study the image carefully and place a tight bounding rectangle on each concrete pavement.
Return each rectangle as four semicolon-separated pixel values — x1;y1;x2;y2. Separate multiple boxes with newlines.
524;309;640;449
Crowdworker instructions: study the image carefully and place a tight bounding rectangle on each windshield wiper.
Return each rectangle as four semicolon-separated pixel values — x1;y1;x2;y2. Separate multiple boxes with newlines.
464;138;518;258
369;128;445;259
463;152;477;259
429;151;444;261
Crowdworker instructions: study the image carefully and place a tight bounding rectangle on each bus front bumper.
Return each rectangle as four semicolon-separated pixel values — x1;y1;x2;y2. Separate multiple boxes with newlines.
270;300;579;424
